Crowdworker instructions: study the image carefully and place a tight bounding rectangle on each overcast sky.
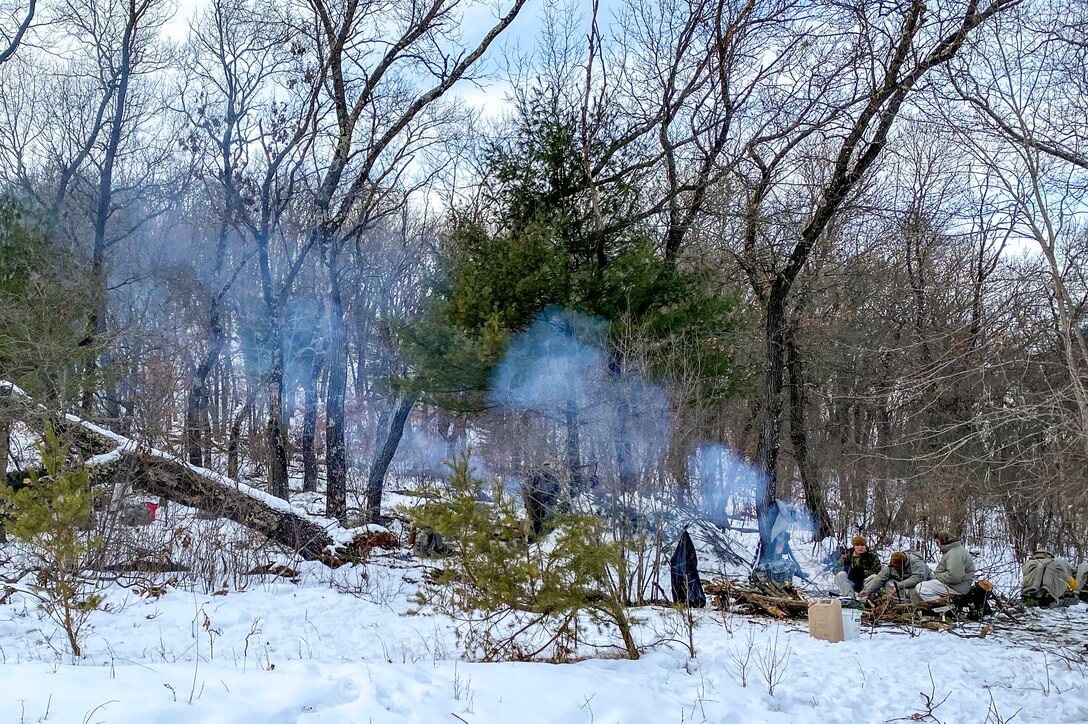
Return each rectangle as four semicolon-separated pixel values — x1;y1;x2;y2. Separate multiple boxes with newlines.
161;0;604;119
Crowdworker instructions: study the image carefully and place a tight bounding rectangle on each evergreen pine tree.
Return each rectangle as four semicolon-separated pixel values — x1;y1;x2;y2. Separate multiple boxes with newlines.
408;451;640;660
400;87;748;409
0;425;105;657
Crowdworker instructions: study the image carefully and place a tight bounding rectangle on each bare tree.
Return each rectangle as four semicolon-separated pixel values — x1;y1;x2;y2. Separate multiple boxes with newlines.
66;0;173;415
0;0;178;418
176;0;316;486
295;0;529;519
951;5;1088;455
573;0;801;263
719;0;1020;552
0;0;36;65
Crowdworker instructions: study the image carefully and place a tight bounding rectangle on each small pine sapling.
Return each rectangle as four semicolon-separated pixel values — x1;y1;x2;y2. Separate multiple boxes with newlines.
408;450;639;660
0;425;105;656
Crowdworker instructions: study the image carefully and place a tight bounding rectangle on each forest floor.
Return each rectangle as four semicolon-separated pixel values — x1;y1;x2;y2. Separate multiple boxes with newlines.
0;516;1086;724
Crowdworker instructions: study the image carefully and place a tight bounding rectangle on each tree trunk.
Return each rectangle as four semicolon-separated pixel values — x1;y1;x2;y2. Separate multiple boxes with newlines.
365;393;416;521
267;330;290;499
81;2;138;418
253;214;291;500
609;353;637;493
228;388;256;480
564;402;583;495
874;400;893;532
1003;499;1031;561
0;0;35;66
185;293;227;466
80;287;103;415
301;353;322;493
114;454;337;559
784;328;833;541
325;244;349;520
80;423;333;560
755;292;788;559
0;413;9;477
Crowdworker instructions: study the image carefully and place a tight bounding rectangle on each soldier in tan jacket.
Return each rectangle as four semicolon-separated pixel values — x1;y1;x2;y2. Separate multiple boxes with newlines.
860;550;932;603
916;530;975;612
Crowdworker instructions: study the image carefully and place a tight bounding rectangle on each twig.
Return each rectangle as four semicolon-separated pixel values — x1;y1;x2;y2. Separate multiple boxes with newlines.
886;666;950;723
81;700;118;724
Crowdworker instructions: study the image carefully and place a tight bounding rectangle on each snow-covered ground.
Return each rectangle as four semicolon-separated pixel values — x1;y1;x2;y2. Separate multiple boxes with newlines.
1;543;1086;724
1;414;1084;723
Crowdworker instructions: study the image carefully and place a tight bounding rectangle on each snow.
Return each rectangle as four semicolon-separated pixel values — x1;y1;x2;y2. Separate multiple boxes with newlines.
0;548;1085;724
84;443;137;467
0;380;26;396
3;381;1086;722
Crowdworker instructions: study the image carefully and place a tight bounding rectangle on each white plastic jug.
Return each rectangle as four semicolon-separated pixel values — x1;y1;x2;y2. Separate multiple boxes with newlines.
842;608;862;641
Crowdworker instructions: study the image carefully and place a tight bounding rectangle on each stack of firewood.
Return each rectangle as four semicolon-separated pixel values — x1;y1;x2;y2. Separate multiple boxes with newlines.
704;574;1007;634
861;596;949;629
861;580;997;629
704;577;809;619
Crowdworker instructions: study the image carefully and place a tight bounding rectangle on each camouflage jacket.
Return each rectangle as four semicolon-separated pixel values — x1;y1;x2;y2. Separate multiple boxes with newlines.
839;548;881;578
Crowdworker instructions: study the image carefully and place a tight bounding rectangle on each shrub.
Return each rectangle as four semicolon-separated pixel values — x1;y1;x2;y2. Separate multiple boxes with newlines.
1;426;105;656
407;451;639;661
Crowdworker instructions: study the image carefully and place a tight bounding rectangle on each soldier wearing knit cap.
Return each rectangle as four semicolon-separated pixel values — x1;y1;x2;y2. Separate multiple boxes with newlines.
860;550;933;603
833;534;882;598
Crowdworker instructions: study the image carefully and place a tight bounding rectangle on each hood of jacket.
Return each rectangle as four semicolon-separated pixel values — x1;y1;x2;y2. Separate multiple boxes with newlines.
939;539;961;554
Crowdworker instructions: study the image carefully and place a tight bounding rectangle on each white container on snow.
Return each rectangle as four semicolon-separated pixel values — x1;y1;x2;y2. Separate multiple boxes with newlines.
842;609;862;641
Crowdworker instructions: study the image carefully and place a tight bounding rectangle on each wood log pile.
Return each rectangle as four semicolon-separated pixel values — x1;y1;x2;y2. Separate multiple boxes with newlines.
704;577;809;619
704;576;1003;634
861;580;997;630
861;596;950;629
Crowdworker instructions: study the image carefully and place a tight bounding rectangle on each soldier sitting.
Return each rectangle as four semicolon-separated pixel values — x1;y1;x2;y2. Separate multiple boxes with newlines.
916;530;975;613
523;464;561;539
859;550;932;604
408;527;450;557
1021;551;1076;607
833;535;881;598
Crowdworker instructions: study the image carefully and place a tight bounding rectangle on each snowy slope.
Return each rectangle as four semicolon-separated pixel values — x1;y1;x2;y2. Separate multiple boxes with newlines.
0;549;1085;724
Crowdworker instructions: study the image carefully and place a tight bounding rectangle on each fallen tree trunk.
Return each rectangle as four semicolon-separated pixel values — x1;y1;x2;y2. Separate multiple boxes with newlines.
2;383;356;565
100;454;339;562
